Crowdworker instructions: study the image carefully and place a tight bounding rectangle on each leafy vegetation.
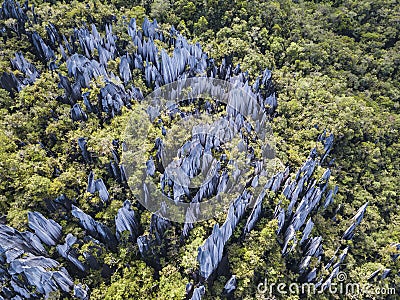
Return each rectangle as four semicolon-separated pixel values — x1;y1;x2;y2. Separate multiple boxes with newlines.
0;0;399;299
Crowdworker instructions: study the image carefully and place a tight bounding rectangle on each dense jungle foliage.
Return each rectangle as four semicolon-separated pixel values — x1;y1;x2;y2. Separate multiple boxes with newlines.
0;0;399;299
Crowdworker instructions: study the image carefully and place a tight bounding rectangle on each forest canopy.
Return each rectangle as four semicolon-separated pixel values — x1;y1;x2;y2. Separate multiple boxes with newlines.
0;0;399;299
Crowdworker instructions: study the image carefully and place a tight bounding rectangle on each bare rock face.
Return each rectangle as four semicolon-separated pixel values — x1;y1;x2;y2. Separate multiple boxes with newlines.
71;205;117;250
115;200;139;241
28;211;62;246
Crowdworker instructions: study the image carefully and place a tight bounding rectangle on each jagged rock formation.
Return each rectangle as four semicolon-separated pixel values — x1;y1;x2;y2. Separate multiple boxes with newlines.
71;205;117;251
0;0;375;298
27;211;62;246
